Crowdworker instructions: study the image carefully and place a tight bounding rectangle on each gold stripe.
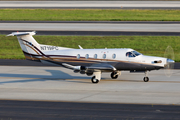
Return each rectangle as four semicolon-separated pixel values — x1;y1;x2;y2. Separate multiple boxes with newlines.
23;43;40;55
23;43;48;59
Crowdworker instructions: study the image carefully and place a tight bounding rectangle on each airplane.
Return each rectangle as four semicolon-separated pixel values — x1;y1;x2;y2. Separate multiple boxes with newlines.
7;31;175;83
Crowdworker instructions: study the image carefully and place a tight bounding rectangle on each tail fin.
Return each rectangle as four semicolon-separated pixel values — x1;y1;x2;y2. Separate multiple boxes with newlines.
7;31;42;61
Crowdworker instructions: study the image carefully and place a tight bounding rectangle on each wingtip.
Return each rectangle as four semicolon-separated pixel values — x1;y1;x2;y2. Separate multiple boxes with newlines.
6;34;14;37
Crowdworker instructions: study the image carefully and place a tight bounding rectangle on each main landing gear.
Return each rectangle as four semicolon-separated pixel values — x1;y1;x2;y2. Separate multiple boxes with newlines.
111;71;121;79
91;71;101;84
91;70;149;83
143;71;149;82
91;76;99;83
91;71;121;84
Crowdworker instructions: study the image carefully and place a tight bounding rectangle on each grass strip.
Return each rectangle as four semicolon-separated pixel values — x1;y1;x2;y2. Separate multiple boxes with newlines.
0;9;180;21
0;35;180;61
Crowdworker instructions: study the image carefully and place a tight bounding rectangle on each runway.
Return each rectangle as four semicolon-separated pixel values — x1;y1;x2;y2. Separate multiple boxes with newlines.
1;1;180;9
0;66;180;105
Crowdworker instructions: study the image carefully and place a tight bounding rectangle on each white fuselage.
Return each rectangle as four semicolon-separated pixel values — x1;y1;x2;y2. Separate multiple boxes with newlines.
42;48;167;69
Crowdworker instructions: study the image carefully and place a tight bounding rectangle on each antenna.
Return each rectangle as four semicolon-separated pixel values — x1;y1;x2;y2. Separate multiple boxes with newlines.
78;45;83;49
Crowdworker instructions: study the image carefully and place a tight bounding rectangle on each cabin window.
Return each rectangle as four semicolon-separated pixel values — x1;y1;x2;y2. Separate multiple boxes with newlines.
85;54;89;59
112;54;116;59
77;54;80;59
103;54;106;59
94;54;97;59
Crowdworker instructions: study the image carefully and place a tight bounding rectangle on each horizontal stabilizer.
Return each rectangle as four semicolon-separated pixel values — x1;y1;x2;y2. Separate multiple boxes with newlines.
7;31;36;37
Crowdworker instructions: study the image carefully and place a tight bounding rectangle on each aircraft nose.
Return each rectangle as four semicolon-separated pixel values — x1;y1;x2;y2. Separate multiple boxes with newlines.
167;59;175;63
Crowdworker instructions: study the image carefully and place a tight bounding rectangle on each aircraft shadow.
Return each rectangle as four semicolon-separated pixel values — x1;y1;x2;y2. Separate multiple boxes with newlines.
0;69;91;84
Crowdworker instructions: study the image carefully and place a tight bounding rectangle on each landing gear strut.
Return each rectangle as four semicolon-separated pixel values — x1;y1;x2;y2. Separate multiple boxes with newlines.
91;76;99;83
111;71;121;79
143;71;149;82
91;71;101;84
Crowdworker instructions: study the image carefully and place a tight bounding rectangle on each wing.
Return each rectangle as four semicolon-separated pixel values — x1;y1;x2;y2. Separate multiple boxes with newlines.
87;63;116;72
62;63;116;72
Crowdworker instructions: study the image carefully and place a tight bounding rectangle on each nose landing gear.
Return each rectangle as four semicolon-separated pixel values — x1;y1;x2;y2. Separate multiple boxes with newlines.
143;77;149;82
143;71;149;82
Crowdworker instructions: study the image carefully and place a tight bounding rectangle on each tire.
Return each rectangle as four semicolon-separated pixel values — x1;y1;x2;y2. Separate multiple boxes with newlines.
91;76;99;83
111;72;118;79
143;77;149;82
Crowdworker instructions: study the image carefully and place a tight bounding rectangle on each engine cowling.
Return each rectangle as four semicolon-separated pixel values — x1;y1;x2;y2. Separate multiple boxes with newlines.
74;66;93;75
80;66;86;70
73;66;87;74
86;72;93;76
80;71;86;74
74;70;80;73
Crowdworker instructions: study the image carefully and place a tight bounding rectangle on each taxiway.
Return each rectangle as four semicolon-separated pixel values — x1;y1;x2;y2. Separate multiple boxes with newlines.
0;66;180;105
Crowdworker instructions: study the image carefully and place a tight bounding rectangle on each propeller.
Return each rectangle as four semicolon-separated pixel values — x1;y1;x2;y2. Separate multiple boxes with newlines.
164;46;175;77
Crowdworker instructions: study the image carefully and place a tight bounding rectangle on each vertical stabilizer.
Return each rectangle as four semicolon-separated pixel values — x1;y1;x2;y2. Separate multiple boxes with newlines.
7;31;42;60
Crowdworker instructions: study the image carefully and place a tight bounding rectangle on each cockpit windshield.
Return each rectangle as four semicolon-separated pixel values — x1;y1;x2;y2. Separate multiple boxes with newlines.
126;51;142;57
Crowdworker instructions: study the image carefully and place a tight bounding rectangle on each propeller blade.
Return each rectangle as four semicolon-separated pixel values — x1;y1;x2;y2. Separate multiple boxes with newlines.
164;46;175;77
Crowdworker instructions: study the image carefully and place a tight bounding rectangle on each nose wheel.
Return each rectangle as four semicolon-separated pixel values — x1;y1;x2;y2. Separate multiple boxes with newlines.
143;71;149;82
143;77;149;82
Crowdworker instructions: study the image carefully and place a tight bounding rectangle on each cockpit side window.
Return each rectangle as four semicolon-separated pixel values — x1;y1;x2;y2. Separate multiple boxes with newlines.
126;51;142;58
132;51;141;56
126;52;135;57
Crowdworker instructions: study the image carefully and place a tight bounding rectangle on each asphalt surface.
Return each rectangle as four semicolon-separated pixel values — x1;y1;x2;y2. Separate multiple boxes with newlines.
0;100;180;120
0;59;51;66
1;7;180;9
1;30;180;36
1;21;180;36
1;1;180;9
1;23;180;32
0;66;180;120
1;23;180;36
0;66;180;104
2;21;180;24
